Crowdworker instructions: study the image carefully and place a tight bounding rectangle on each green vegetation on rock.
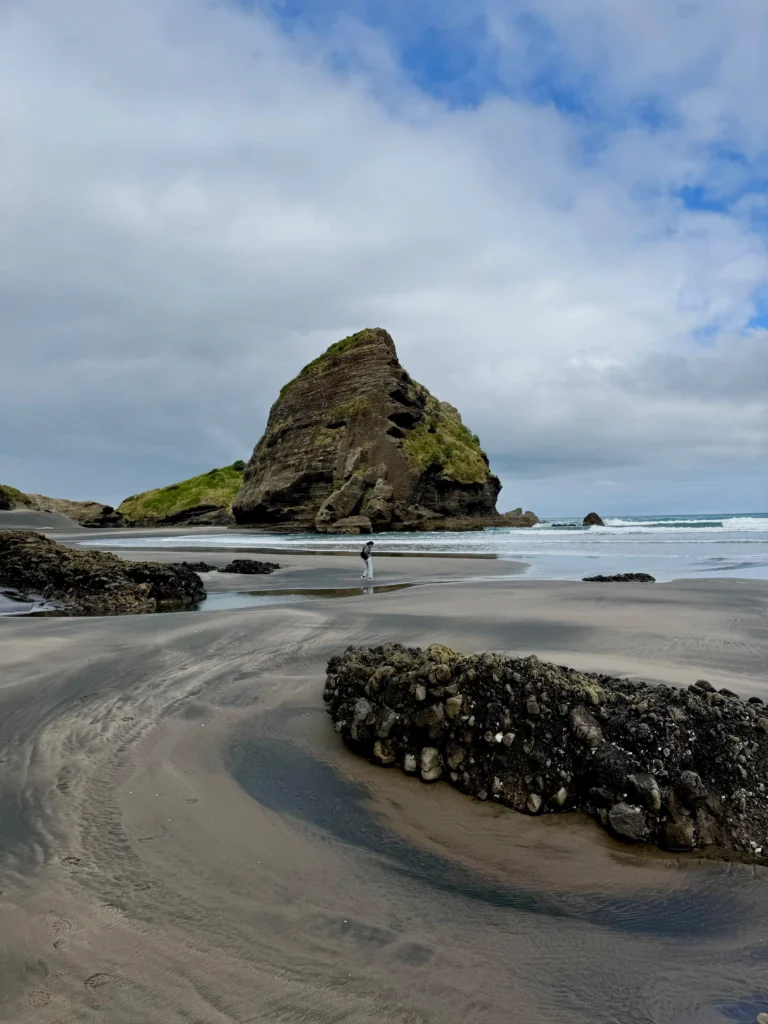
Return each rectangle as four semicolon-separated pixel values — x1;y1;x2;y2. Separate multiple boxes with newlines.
118;463;245;522
279;329;385;400
401;396;489;485
327;395;370;424
0;484;33;509
313;427;339;448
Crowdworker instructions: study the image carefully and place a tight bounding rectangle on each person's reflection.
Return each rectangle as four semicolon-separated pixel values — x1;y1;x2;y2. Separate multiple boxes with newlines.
360;584;375;596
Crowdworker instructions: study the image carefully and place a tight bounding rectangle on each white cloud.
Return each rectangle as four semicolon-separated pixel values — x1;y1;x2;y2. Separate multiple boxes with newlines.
0;0;766;513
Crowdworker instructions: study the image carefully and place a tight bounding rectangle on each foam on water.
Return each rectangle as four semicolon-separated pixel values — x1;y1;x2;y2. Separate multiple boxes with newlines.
79;512;768;582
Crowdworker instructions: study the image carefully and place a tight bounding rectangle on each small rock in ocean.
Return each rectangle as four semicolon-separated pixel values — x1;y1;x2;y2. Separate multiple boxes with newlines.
583;512;605;527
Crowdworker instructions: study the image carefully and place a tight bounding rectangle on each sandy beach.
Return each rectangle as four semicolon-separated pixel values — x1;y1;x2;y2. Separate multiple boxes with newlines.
2;530;768;1023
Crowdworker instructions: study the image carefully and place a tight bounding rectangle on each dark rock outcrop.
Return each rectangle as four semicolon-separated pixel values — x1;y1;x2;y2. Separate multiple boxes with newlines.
219;559;280;574
497;508;539;528
170;561;218;573
583;573;656;583
583;512;605;527
324;643;768;857
232;328;536;533
0;531;204;614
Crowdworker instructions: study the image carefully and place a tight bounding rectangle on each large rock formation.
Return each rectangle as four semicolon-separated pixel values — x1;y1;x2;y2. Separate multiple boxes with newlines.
233;328;535;533
325;643;768;857
0;531;205;614
118;462;245;527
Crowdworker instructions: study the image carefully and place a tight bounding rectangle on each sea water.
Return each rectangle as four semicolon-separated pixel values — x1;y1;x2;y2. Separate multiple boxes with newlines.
82;512;768;582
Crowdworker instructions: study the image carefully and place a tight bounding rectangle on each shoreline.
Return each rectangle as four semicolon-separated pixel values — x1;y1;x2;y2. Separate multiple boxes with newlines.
2;534;768;1022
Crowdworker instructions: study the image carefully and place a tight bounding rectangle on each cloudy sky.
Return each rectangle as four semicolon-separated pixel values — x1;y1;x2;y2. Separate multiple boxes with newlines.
1;0;766;515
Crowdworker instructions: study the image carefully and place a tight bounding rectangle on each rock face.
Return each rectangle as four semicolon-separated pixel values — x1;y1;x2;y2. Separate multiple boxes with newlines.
0;531;205;614
583;573;656;583
583;512;605;527
233;328;534;533
118;462;245;527
27;494;128;528
0;486;125;527
324;644;768;857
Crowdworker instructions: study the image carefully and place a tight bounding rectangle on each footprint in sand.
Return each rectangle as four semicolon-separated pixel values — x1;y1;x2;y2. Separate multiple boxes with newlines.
84;973;110;990
62;856;81;867
28;990;51;1008
186;798;199;804
100;903;123;916
50;917;72;935
53;940;65;949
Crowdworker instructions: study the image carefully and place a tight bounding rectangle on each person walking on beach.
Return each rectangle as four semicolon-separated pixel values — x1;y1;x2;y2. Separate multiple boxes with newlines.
360;540;374;580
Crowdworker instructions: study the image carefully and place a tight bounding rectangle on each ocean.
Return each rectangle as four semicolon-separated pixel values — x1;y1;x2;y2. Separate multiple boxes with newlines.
89;512;768;582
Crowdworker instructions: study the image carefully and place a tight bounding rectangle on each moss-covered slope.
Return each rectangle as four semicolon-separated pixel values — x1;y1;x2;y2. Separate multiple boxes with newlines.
119;462;245;526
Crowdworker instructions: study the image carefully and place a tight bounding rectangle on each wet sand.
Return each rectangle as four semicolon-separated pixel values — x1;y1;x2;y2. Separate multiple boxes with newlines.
1;534;768;1023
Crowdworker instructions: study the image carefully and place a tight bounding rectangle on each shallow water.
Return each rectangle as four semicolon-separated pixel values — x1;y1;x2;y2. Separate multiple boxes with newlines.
228;705;768;1024
228;716;747;939
194;582;418;611
0;583;419;617
0;590;62;616
83;512;768;582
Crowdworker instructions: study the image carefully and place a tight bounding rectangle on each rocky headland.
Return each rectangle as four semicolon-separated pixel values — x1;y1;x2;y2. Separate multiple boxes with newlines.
0;531;205;614
0;485;127;527
232;328;537;534
325;643;768;857
118;462;246;527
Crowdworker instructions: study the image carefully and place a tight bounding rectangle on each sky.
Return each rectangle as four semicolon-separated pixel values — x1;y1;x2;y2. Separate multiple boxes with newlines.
0;0;767;516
